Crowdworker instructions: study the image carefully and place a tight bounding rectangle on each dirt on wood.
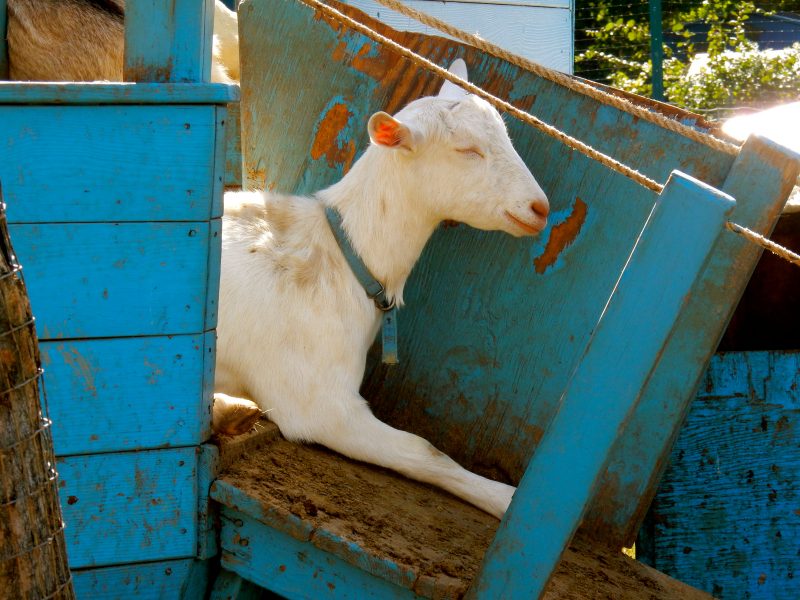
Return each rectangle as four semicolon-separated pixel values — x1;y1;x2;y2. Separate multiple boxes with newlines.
217;422;713;599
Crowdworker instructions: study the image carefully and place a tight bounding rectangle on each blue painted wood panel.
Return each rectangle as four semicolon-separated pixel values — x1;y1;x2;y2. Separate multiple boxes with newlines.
0;105;223;223
124;0;214;83
586;135;800;544
40;333;214;456
648;351;800;600
219;506;420;599
472;172;734;598
0;82;238;104
58;447;198;569
9;221;220;339
73;558;213;599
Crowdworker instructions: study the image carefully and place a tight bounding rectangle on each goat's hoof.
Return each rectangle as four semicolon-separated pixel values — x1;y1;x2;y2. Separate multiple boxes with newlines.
212;394;262;437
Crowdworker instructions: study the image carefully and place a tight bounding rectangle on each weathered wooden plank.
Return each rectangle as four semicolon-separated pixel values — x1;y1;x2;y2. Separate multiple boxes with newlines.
585;135;800;545
0;105;221;223
346;0;574;73
72;558;213;599
197;444;220;560
9;222;218;339
224;103;244;188
58;447;198;569
39;334;213;456
211;434;713;599
210;569;265;600
648;351;800;600
471;172;734;598
0;82;238;104
219;507;424;600
124;0;214;83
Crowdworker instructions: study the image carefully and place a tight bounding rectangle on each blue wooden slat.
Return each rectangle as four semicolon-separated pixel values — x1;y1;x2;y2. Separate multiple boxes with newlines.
650;351;800;600
1;105;220;223
219;507;421;600
10;222;218;339
59;448;198;568
471;172;735;598
40;334;212;456
224;103;244;188
73;558;213;599
210;569;265;600
197;444;220;560
585;135;800;544
0;82;238;104
124;0;214;83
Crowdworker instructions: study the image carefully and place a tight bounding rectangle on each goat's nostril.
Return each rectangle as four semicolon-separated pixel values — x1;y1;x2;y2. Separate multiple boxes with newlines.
530;199;549;219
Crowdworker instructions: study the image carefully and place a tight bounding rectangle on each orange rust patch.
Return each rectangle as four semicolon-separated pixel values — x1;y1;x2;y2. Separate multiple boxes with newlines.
352;43;391;81
311;103;357;172
534;197;588;274
246;166;266;189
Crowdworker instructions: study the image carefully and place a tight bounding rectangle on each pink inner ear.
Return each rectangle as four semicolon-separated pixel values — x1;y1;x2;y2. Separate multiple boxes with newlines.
374;120;402;147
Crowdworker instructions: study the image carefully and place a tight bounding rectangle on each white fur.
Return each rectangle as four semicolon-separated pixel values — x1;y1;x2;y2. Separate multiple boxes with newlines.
215;67;549;518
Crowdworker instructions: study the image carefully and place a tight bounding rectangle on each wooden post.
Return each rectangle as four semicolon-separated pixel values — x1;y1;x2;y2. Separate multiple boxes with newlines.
124;0;215;83
0;185;74;599
470;172;735;599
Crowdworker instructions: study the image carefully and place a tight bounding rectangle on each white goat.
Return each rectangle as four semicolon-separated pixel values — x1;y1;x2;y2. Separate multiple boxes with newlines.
213;62;549;518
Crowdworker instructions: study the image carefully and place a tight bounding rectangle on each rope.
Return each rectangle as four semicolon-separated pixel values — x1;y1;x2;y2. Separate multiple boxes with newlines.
298;0;800;269
726;221;800;268
372;0;740;157
298;0;664;193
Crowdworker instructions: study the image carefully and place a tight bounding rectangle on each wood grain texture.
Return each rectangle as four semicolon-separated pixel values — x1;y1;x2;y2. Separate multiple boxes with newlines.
0;82;238;104
58;447;198;569
346;0;574;73
225;102;244;188
648;351;800;600
124;0;214;83
39;334;214;456
472;172;734;598
211;434;712;599
1;105;221;223
73;558;213;599
9;222;219;339
586;135;800;545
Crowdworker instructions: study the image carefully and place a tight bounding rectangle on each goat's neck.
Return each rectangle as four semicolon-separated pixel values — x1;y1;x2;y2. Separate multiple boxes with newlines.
320;152;439;304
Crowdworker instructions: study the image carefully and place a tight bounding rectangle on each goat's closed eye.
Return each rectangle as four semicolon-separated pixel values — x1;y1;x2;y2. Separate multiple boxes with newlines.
456;147;484;159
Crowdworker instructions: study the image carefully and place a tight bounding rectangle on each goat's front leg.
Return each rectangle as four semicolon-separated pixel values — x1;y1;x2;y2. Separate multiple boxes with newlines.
301;394;515;519
212;392;262;436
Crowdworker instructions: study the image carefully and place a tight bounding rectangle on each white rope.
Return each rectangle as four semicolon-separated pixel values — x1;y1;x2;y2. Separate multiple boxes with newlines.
298;0;800;269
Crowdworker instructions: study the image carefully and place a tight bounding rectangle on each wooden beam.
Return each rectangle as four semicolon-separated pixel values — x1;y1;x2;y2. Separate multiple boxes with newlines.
124;0;215;82
470;172;734;598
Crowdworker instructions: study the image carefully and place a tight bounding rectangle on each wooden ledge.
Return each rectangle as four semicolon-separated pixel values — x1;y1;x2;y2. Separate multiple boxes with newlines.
211;429;712;599
0;82;239;105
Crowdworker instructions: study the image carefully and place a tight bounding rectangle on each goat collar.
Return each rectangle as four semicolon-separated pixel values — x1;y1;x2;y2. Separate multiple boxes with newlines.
324;206;398;365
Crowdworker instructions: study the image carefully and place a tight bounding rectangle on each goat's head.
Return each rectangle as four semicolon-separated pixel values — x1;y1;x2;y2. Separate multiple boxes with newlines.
366;60;549;237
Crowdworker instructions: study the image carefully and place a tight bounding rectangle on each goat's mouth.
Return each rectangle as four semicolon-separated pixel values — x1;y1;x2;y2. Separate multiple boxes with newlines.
504;210;544;235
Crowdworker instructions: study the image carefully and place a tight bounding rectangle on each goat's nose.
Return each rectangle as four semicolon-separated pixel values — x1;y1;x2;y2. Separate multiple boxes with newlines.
530;198;549;219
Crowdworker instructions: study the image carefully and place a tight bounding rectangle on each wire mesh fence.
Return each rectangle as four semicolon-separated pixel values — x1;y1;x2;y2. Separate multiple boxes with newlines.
0;185;74;600
575;1;800;119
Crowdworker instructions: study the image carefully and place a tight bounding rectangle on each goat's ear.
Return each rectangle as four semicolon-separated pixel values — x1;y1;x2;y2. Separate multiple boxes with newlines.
368;112;416;151
438;59;469;101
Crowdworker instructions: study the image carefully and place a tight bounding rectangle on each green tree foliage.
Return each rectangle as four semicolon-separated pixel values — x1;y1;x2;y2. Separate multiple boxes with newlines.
575;1;800;116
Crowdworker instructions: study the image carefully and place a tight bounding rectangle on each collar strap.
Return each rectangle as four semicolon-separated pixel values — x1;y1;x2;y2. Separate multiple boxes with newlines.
325;206;399;364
